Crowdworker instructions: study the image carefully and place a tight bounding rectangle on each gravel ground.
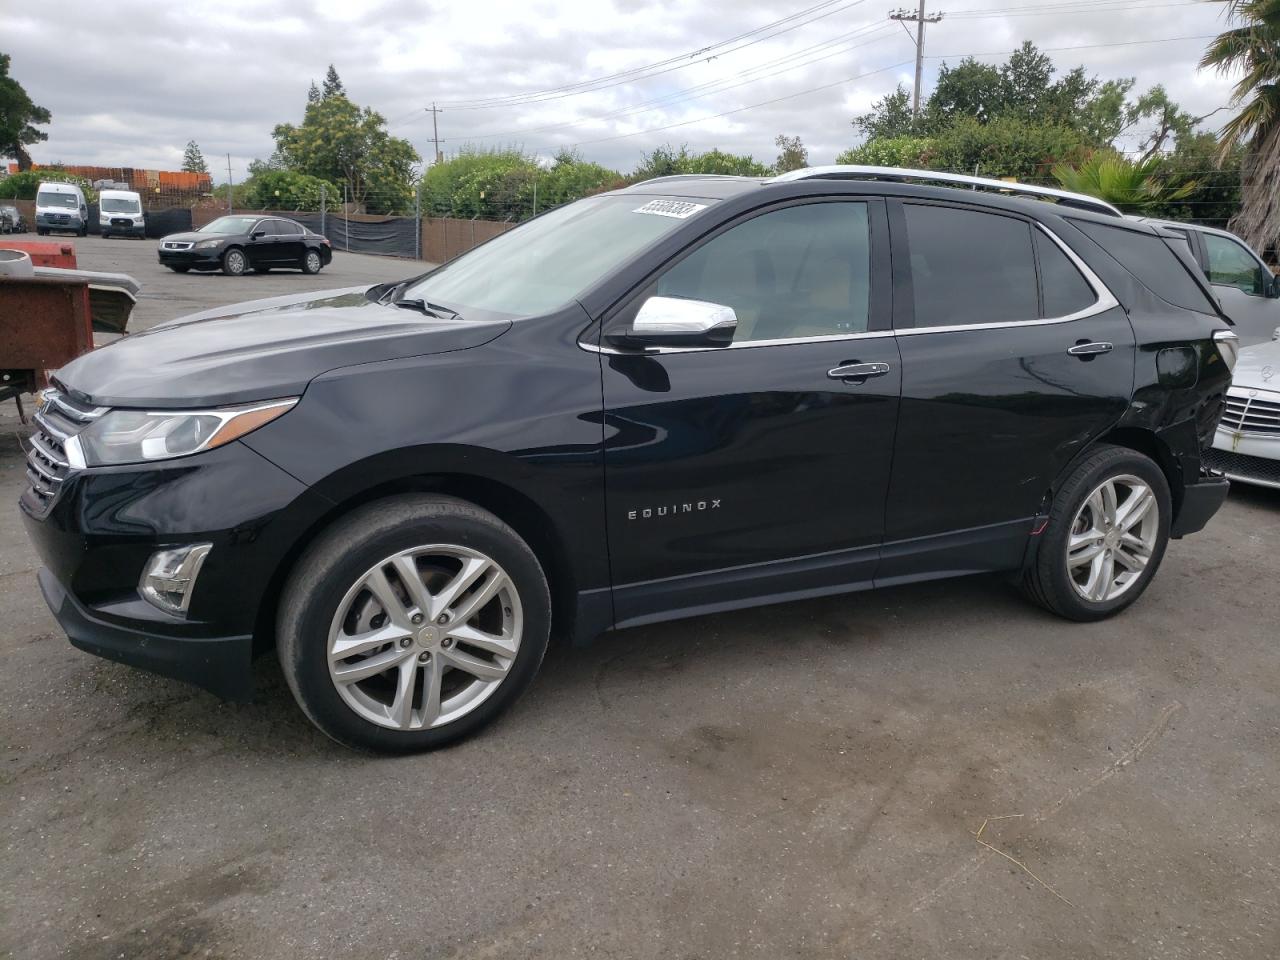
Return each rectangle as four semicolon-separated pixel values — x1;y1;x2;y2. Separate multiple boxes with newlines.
1;234;1277;959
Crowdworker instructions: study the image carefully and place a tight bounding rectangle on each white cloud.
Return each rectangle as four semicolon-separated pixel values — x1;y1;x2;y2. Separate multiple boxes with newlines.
1;0;1243;179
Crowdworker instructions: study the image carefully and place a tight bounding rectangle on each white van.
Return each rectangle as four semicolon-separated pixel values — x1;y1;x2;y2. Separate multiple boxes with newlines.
35;181;89;237
98;188;146;239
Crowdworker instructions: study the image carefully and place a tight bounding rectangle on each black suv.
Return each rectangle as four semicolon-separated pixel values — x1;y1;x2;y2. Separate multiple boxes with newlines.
21;167;1236;752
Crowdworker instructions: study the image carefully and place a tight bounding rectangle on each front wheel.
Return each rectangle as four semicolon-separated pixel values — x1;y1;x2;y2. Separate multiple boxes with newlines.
1021;445;1171;621
277;495;551;752
221;247;247;276
301;248;323;274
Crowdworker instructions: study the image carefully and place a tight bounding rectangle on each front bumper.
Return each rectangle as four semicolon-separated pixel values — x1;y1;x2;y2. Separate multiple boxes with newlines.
36;214;84;230
20;439;331;699
38;568;254;700
103;221;146;237
157;247;222;268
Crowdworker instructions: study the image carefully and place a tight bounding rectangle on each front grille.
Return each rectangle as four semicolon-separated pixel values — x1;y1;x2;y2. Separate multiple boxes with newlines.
48;214;70;224
22;391;107;516
110;217;134;227
162;240;193;250
1204;447;1280;489
1220;388;1280;436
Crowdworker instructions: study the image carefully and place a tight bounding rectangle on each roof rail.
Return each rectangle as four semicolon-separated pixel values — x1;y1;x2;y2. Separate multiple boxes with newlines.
769;165;1123;217
629;174;757;187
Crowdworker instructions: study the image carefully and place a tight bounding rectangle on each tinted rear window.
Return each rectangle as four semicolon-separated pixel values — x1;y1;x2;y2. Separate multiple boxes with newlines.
1069;219;1216;314
904;204;1039;327
1035;230;1096;317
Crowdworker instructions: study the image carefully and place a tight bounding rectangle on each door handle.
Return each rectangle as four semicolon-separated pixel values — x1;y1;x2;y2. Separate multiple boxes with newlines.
1067;341;1113;357
827;361;891;380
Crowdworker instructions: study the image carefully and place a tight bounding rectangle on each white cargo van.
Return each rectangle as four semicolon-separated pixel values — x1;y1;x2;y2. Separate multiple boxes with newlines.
35;181;89;237
98;188;146;239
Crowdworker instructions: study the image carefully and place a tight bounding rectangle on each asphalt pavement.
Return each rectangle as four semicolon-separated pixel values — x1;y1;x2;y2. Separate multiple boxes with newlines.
1;234;1277;959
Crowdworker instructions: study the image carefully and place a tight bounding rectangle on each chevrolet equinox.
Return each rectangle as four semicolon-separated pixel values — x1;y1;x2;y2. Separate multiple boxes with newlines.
21;166;1237;752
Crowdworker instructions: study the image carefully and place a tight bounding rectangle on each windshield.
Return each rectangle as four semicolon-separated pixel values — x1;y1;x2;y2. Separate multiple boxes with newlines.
37;191;79;208
401;195;714;316
101;197;141;213
199;216;259;235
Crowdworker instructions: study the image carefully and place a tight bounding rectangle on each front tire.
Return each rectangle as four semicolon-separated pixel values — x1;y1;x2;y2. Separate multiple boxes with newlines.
1022;445;1171;621
277;495;551;753
221;247;247;276
301;248;323;274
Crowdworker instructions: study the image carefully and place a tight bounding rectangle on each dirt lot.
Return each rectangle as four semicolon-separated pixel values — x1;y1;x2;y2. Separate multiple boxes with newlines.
1;235;1278;959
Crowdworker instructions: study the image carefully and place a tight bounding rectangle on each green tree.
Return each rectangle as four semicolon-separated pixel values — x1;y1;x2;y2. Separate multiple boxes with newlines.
773;134;808;173
0;168;94;201
1052;151;1196;214
1201;0;1280;251
630;144;769;179
272;93;420;214
181;140;208;174
930;116;1088;182
243;169;340;210
0;53;51;170
835;136;934;167
322;65;345;100
854;85;914;139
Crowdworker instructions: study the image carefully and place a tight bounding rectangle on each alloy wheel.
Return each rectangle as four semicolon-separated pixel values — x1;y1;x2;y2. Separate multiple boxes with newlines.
327;545;523;730
225;250;246;275
1065;474;1159;603
305;251;321;272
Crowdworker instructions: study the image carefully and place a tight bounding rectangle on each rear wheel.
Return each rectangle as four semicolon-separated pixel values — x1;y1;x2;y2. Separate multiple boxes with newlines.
221;247;247;276
1022;445;1171;621
301;248;323;274
277;495;551;752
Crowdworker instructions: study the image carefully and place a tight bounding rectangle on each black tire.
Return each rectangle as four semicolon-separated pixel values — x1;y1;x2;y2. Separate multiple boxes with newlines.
277;495;552;753
1021;444;1171;621
101;232;110;240
301;247;323;274
168;265;190;273
221;247;247;276
36;228;47;236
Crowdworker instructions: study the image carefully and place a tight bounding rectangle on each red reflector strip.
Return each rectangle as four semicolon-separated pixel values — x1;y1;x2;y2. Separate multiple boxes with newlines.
1031;519;1049;535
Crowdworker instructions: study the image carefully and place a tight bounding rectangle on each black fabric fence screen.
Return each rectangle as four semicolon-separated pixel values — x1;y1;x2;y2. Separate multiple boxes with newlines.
315;214;419;258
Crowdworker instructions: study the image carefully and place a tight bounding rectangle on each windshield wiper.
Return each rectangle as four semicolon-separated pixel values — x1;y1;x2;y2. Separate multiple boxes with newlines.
393;298;460;320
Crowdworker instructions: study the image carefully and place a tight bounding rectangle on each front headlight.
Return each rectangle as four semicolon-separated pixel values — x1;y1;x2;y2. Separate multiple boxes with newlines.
71;399;297;466
1212;330;1240;374
196;239;221;249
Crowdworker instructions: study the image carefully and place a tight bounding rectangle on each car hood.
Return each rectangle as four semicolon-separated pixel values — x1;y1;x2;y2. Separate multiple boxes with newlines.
1232;338;1280;391
159;231;220;244
56;286;510;408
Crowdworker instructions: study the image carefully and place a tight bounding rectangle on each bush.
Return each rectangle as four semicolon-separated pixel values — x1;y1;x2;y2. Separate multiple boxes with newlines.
835;136;934;168
242;169;341;211
0;168;96;202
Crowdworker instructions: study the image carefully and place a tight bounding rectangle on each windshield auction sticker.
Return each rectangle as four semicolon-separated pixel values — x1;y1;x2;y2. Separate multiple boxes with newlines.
632;200;708;219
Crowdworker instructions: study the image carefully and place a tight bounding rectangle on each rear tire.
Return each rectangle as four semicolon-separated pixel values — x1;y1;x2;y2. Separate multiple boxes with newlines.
301;248;323;274
277;495;551;753
221;247;247;276
1021;445;1171;621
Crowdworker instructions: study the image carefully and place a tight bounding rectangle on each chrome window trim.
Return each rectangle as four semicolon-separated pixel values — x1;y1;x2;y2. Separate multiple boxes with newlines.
582;329;894;356
897;222;1120;337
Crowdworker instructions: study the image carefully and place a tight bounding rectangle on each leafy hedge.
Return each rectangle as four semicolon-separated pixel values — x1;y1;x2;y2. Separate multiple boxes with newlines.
0;168;97;202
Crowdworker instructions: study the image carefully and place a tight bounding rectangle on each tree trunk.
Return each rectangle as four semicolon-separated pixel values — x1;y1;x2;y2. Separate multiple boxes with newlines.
1230;123;1280;260
15;144;32;171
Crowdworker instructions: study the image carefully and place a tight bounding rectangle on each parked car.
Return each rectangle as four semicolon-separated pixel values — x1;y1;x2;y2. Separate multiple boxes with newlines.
157;215;332;275
1205;337;1280;489
0;204;28;233
1131;217;1280;346
21;166;1236;752
34;181;89;236
98;189;146;239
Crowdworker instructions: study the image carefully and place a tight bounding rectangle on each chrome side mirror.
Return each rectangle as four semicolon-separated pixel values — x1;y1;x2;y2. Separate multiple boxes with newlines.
616;295;737;348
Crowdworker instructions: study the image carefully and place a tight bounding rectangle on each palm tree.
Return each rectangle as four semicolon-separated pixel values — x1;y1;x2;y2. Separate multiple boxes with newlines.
1201;0;1280;250
1052;152;1195;214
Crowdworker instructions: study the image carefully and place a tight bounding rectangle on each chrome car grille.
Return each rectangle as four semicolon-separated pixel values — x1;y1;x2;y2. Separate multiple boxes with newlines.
22;391;106;516
1220;388;1280;436
162;240;194;250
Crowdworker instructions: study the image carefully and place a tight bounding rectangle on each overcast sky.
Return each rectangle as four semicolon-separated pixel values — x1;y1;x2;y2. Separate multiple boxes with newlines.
1;0;1241;181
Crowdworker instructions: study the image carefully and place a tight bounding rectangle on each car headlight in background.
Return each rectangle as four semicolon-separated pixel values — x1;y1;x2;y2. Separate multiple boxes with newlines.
196;239;221;249
1212;330;1240;373
69;399;297;466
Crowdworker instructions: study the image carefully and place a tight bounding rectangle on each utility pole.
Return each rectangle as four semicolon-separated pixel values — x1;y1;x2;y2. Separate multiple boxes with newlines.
426;102;444;165
226;153;233;213
889;2;944;124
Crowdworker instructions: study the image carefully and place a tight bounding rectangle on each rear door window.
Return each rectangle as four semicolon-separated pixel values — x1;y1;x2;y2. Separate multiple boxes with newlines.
1035;230;1097;317
903;204;1039;327
1203;233;1268;296
1070;219;1217;314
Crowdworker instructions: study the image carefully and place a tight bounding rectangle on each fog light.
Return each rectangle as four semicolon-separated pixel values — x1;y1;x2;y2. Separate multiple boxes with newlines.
139;543;212;616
